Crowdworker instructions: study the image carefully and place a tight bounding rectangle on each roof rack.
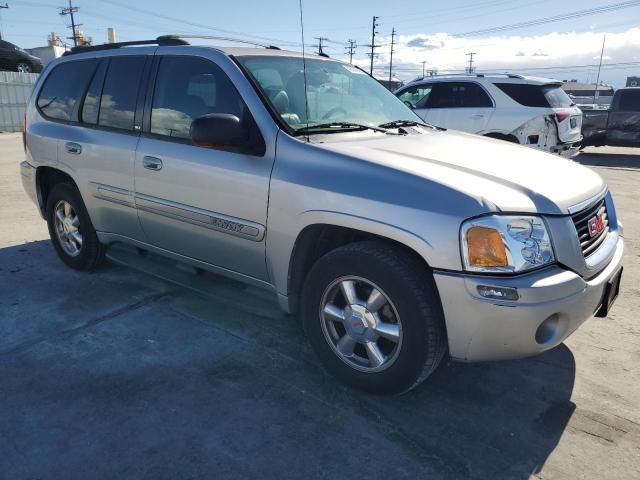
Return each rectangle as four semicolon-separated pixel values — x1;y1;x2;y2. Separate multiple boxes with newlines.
409;72;526;82
163;34;281;50
63;34;280;56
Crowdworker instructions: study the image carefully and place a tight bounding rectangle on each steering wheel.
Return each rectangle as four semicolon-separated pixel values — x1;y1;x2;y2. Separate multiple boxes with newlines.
403;100;416;109
322;107;348;120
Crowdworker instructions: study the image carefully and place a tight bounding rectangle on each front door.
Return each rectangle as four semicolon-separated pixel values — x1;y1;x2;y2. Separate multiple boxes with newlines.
134;53;274;281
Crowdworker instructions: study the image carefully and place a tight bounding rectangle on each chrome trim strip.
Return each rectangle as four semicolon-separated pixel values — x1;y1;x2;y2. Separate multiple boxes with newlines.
134;192;265;242
91;182;135;208
567;187;608;214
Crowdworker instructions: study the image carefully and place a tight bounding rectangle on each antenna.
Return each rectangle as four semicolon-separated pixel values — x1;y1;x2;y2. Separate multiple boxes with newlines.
298;0;310;137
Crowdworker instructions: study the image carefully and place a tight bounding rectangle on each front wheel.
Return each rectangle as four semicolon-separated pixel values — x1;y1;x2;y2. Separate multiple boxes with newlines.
301;241;447;394
46;183;105;271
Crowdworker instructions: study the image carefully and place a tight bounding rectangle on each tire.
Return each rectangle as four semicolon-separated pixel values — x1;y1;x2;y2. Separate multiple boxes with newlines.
301;241;447;395
46;182;105;271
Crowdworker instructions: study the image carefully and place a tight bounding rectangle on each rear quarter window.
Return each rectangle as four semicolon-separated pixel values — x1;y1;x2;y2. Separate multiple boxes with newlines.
493;83;549;107
37;60;97;121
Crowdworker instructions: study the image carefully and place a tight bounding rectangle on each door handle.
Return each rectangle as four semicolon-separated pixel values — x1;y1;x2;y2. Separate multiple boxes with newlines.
470;114;485;119
65;142;82;154
143;156;163;171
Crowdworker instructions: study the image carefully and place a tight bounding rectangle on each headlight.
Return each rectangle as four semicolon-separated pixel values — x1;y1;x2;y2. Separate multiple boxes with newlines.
461;215;555;273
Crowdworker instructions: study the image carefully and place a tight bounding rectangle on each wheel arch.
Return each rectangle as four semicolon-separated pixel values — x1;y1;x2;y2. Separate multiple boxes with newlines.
35;166;78;216
483;132;519;143
284;217;436;314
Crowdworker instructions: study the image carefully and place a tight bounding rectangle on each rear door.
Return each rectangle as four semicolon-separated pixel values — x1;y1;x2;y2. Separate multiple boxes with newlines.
41;52;152;241
134;51;275;281
607;89;640;147
423;82;494;133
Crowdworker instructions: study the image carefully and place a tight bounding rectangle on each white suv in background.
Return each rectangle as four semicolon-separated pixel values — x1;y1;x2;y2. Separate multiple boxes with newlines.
395;74;583;155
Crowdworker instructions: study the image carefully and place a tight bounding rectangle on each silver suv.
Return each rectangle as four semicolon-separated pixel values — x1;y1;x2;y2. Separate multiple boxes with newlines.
21;36;624;394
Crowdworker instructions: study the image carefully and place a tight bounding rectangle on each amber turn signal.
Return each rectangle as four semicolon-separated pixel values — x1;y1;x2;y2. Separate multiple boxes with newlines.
466;226;508;267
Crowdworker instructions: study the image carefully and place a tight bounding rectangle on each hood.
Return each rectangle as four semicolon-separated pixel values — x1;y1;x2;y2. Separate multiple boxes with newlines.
313;129;605;214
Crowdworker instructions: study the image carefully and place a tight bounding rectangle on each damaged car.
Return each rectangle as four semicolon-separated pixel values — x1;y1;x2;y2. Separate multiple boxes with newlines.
395;74;583;156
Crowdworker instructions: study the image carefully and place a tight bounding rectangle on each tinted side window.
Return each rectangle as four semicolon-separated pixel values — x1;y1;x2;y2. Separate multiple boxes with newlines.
459;83;492;107
494;83;549;107
617;90;640;111
426;83;459;108
99;56;146;130
397;85;432;108
37;60;97;121
150;56;246;140
81;60;107;125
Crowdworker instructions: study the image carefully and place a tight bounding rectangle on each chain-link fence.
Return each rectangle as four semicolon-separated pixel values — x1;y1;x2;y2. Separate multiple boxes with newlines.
0;71;39;132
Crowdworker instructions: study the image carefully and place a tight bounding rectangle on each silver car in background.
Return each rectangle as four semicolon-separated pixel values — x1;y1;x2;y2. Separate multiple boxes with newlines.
20;36;624;394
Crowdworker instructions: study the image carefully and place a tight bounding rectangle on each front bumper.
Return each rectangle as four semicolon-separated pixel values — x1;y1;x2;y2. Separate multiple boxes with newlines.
433;237;624;362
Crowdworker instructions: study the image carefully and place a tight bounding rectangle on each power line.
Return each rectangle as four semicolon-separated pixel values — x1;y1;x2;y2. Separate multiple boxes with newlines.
453;0;640;37
345;39;357;64
365;15;380;75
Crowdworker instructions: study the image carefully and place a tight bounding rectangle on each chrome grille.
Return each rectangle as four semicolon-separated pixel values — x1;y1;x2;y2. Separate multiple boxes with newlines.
572;198;609;257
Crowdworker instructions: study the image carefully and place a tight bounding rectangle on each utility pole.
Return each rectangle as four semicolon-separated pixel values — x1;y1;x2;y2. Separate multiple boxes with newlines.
60;0;80;47
313;36;328;56
345;39;357;64
365;15;380;75
0;3;8;41
593;34;606;106
421;60;426;77
466;52;476;73
388;27;396;83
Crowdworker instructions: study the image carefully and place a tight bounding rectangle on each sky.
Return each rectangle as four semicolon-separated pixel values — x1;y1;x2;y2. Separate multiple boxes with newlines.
1;0;639;87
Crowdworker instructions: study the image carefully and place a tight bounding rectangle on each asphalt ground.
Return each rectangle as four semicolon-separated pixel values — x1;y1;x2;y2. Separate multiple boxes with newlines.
1;132;639;479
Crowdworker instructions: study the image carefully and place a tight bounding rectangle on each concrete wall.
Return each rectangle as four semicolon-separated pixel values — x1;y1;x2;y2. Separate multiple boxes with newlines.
0;71;39;132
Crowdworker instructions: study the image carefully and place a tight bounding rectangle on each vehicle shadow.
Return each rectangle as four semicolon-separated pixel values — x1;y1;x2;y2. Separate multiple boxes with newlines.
574;150;640;169
0;239;576;479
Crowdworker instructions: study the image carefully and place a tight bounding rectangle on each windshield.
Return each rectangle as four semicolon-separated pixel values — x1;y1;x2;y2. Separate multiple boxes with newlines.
236;55;421;132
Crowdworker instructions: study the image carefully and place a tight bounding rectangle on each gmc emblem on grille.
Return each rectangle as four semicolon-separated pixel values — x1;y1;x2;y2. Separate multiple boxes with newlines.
587;211;605;238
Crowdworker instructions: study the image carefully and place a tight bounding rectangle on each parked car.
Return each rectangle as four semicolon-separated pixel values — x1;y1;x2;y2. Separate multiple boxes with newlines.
581;87;640;148
21;36;624;394
0;39;43;73
395;74;583;156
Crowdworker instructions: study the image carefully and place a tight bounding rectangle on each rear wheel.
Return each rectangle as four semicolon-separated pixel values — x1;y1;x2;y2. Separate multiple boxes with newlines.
46;183;105;271
301;241;447;394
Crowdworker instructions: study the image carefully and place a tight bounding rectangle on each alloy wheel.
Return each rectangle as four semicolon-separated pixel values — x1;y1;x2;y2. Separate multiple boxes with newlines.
53;200;82;257
320;276;402;373
17;63;32;73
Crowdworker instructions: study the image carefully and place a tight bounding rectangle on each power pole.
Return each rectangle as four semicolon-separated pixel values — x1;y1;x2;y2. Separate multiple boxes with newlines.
388;27;396;83
313;36;328;56
60;0;80;47
345;39;357;64
421;60;426;77
593;34;606;105
0;3;8;41
466;52;476;73
365;15;380;75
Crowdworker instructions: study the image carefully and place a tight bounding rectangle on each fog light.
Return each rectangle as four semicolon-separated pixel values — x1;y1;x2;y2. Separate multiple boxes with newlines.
477;285;519;301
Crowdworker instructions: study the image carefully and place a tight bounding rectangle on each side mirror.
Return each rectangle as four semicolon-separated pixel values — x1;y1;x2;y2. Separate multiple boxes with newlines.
190;113;246;150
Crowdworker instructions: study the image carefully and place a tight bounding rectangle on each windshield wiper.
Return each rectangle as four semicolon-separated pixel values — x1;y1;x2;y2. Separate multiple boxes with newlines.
295;122;391;135
378;119;439;129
